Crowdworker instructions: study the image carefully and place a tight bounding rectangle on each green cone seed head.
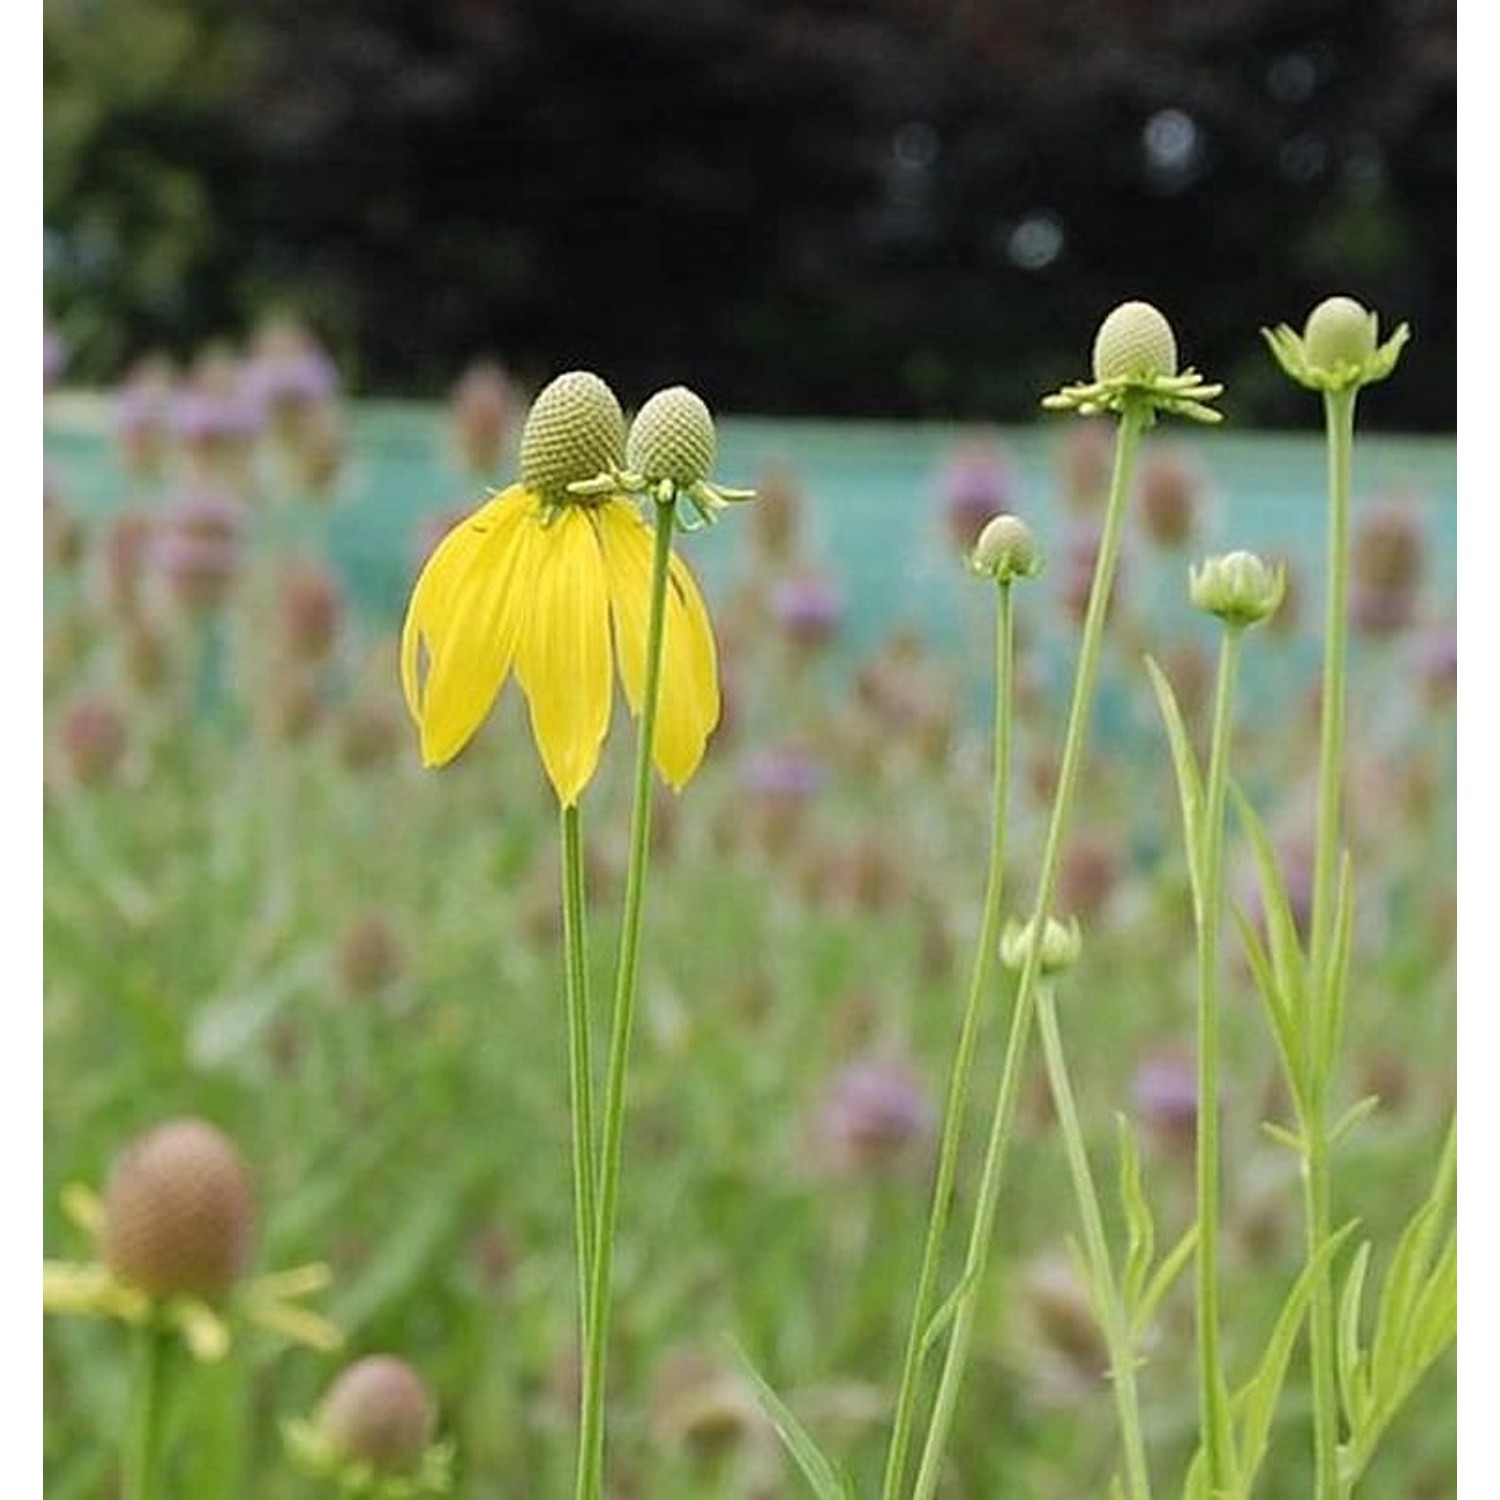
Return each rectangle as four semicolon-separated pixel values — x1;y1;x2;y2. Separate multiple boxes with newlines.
626;386;717;487
1000;915;1082;976
317;1355;437;1475
518;371;625;499
1092;301;1178;382
971;513;1042;583
101;1118;255;1301
1303;296;1378;372
1190;549;1286;627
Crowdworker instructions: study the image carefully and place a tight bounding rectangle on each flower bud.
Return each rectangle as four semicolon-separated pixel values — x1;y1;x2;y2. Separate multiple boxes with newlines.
101;1119;255;1301
626;386;717;487
1092;301;1178;383
1303;296;1378;373
518;371;625;499
970;512;1041;583
1190;550;1285;628
315;1355;436;1476
1001;915;1082;975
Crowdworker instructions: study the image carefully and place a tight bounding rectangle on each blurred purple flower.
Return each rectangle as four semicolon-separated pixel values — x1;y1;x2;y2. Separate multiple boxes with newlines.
772;569;842;649
1131;1046;1198;1155
44;327;67;390
935;440;1018;553
740;746;825;801
817;1058;933;1175
1416;625;1457;708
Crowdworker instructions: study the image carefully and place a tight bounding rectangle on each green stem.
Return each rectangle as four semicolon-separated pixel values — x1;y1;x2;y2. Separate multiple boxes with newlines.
1305;387;1358;1500
911;402;1146;1500
1035;982;1153;1500
561;802;598;1363
881;581;1017;1500
575;496;678;1500
123;1325;169;1500
1195;623;1246;1492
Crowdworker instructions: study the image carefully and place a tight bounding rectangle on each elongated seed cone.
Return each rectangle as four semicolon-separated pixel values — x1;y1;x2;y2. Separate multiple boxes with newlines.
1303;296;1377;370
1092;301;1178;382
101;1118;255;1301
626;386;717;486
518;371;625;498
317;1355;436;1474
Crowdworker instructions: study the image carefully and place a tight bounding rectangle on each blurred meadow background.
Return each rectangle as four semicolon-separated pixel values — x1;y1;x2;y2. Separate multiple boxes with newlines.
43;2;1457;1497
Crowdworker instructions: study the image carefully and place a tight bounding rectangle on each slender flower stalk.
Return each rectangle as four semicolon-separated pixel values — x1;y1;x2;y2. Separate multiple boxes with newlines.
1263;297;1409;1500
881;517;1038;1500
576;497;678;1499
124;1326;170;1500
560;803;598;1362
912;302;1222;1497
1193;621;1247;1491
1033;976;1153;1500
911;402;1145;1499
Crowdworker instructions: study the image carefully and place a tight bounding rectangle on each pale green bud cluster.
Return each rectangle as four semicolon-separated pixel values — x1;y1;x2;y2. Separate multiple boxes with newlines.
1092;301;1179;382
1263;295;1410;393
518;371;626;501
626;386;717;488
971;513;1042;584
1190;550;1286;628
1000;915;1082;976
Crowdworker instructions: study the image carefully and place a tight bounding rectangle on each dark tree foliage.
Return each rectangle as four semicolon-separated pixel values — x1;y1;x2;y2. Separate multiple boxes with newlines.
44;0;1455;428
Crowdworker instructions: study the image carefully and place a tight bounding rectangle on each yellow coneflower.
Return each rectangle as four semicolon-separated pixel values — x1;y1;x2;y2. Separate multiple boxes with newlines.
400;371;719;805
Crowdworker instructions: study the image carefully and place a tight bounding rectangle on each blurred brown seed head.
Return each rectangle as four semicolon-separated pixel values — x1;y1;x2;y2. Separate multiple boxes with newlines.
59;695;130;786
337;696;402;773
1022;1252;1107;1383
101;509;155;621
1057;830;1121;923
316;1355;436;1476
278;560;344;664
450;360;516;476
44;486;86;573
748;462;803;563
1135;443;1203;549
153;489;247;614
649;1347;767;1457
337;909;407;998
1056;418;1114;511
101;1118;255;1302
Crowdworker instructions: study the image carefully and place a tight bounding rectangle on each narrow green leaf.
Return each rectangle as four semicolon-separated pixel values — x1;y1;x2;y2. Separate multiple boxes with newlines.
1229;782;1308;1011
1232;906;1306;1105
734;1347;853;1500
1328;1094;1381;1150
919;1265;980;1361
1336;1240;1373;1432
1145;656;1205;900
1232;1220;1361;1490
1115;1114;1155;1315
1259;1120;1305;1156
1316;853;1356;1088
1134;1222;1199;1342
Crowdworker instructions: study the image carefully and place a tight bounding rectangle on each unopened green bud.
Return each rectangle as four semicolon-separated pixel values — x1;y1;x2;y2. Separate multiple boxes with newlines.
1303;296;1378;373
626;386;717;488
1190;550;1286;628
518;371;625;500
1092;302;1178;383
971;513;1042;583
1001;915;1082;976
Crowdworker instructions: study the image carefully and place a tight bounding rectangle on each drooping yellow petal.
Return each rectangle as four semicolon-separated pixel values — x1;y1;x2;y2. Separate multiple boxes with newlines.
514;506;614;805
400;487;537;766
597;499;654;714
656;549;721;788
598;500;720;789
